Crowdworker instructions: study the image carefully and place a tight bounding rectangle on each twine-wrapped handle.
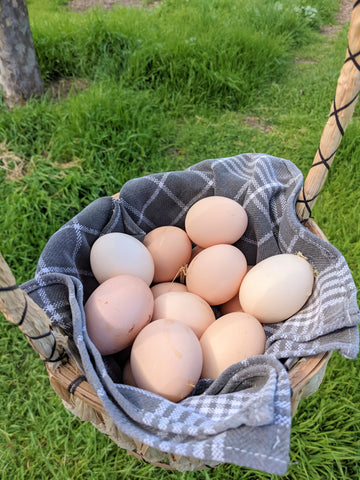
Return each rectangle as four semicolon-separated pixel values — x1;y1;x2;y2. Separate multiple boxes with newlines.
0;253;68;369
296;0;360;222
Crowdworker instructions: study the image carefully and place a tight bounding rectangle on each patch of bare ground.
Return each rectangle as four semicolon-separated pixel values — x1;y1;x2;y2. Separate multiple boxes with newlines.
244;116;273;134
0;140;26;180
48;78;90;100
320;0;353;37
68;0;158;12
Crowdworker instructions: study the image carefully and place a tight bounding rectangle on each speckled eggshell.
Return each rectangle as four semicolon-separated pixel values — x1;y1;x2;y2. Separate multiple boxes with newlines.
84;274;154;355
184;196;248;248
143;226;192;283
200;312;266;379
130;319;203;402
239;253;315;323
152;291;216;338
186;244;248;305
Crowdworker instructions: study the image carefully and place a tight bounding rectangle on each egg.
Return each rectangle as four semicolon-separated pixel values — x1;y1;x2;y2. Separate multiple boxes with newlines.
151;281;187;299
90;232;154;285
143;226;192;283
219;266;253;315
130;319;203;402
84;274;154;355
152;291;216;338
185;196;248;248
239;253;315;323
200;312;266;379
186;244;248;305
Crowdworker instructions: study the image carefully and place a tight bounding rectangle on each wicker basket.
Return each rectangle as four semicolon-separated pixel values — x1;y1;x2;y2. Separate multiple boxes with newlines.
1;2;360;472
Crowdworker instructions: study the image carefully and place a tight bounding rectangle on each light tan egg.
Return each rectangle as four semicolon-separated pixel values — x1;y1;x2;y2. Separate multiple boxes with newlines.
152;291;216;338
151;281;187;299
200;312;266;379
90;232;154;285
239;253;315;323
186;244;247;305
143;226;192;283
130;319;203;402
219;266;253;315
84;274;154;355
185;196;248;248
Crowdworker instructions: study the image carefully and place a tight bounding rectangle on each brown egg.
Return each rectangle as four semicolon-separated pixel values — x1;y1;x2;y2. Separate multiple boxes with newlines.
84;274;154;355
152;291;216;338
200;312;266;379
130;319;203;402
143;226;192;283
151;281;187;299
186;244;247;305
185;196;248;248
239;253;315;323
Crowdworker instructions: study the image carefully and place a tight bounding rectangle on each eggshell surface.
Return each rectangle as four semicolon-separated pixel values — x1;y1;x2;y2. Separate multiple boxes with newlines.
90;232;154;285
152;291;216;338
185;196;248;248
200;312;266;379
239;253;315;323
151;281;187;299
84;274;154;355
130;319;203;402
186;244;247;305
220;266;253;315
143;226;192;283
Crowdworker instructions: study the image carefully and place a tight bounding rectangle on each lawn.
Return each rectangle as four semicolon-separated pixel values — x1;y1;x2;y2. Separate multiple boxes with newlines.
1;0;359;479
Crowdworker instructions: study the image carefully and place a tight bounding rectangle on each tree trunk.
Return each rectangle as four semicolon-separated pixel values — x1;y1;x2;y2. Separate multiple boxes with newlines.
0;0;44;108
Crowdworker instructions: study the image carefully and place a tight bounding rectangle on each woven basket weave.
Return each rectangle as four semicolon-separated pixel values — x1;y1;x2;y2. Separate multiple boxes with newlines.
1;2;360;472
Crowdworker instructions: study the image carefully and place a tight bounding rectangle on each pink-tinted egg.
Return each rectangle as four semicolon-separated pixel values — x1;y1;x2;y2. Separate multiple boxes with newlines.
186;244;247;305
200;312;266;379
151;281;187;299
130;319;203;402
84;274;154;355
185;196;248;248
143;226;192;283
152;291;216;338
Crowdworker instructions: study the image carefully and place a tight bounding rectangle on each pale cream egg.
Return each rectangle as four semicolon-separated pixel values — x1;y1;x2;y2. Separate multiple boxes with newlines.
90;232;154;285
239;253;315;323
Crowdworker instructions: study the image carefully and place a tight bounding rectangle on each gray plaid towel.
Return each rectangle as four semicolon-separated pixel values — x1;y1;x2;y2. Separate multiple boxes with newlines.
22;153;360;475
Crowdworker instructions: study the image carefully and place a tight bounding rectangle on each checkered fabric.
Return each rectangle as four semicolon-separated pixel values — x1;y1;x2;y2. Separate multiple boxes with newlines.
22;153;360;475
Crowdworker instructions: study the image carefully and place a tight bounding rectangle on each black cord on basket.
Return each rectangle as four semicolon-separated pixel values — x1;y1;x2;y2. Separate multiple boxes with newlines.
0;284;68;363
67;375;86;394
296;186;318;221
345;45;360;71
311;147;337;170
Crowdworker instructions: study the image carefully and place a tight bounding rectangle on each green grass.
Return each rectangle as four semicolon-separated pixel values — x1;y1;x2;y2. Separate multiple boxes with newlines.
1;0;360;478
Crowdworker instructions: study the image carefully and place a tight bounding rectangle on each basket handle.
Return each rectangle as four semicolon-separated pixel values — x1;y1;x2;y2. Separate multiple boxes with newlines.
0;253;67;369
296;0;360;222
